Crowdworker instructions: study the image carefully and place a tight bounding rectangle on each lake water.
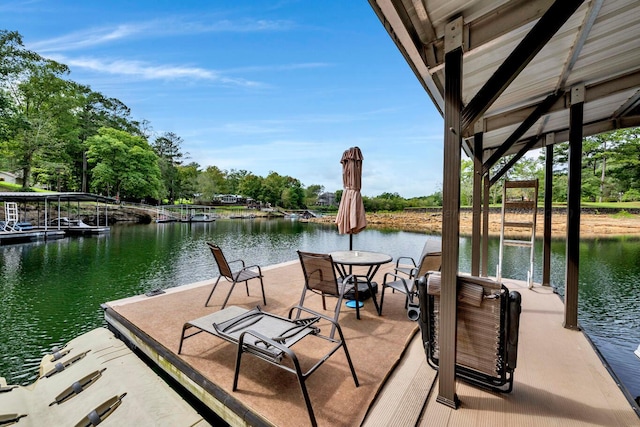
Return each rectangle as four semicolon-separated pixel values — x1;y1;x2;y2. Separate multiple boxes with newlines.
1;219;638;407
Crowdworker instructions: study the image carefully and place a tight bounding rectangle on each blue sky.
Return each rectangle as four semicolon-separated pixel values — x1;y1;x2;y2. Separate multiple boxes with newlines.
1;0;445;197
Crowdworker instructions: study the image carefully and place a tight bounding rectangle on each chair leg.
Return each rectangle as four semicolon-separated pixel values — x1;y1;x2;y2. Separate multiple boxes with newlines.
178;324;188;354
378;285;386;316
221;280;238;309
294;289;308;320
232;340;244;391
259;277;266;305
334;322;359;388
329;294;345;339
354;279;360;320
293;359;317;427
205;276;223;307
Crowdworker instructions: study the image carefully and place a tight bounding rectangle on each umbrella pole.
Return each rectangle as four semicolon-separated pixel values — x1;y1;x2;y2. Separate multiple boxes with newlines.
344;232;364;310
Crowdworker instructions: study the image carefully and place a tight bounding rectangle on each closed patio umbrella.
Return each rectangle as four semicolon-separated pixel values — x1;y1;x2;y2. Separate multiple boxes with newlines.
335;146;367;250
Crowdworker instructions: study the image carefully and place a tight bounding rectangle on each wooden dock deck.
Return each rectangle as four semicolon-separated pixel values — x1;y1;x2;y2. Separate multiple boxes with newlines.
103;260;639;426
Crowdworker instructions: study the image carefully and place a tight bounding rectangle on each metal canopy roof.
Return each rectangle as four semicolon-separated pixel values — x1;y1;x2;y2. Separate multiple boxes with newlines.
368;0;640;162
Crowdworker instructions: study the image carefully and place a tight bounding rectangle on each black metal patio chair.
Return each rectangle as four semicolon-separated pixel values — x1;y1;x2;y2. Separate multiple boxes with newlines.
296;250;370;339
378;248;441;318
204;242;266;309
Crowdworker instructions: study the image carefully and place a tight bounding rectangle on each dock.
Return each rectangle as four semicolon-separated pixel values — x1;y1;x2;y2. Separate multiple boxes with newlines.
44;225;111;236
0;230;66;245
102;260;639;426
1;192;113;245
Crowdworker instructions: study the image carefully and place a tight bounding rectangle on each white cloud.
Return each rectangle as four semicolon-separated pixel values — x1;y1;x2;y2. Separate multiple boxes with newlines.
48;55;263;86
28;17;294;53
29;24;153;53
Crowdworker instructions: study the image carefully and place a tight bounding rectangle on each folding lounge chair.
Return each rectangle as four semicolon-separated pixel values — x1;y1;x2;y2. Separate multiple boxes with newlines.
178;305;359;427
205;242;266;309
417;272;522;392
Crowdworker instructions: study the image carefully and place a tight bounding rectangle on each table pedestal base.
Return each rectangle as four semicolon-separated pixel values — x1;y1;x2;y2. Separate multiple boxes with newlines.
345;300;364;308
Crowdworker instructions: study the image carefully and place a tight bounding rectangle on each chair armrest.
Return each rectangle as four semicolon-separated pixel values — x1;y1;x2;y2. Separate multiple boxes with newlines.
238;329;296;363
395;256;417;268
241;264;263;274
383;271;408;285
228;259;247;267
288;305;338;327
287;305;347;343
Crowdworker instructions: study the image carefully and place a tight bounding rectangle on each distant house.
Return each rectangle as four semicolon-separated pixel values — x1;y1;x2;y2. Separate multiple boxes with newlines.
212;194;254;205
214;194;239;204
317;192;336;207
0;171;22;186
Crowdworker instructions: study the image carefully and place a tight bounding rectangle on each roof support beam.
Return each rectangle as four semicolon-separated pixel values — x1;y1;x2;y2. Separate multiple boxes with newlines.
471;130;483;277
483;91;563;175
482;175;490;277
489;137;540;186
467;0;555;53
543;114;640;148
461;0;585;133
564;85;584;330
478;70;640;138
438;16;463;410
557;0;604;90
368;0;445;112
613;90;640;119
542;135;554;287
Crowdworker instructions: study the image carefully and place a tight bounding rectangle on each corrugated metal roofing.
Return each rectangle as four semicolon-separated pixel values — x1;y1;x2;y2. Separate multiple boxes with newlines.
369;0;640;159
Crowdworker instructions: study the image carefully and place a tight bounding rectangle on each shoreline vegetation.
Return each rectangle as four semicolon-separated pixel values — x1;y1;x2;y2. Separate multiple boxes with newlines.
308;210;640;238
7;201;640;238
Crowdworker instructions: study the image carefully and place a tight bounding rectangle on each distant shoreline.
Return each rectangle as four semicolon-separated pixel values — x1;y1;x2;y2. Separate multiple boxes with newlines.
310;209;640;238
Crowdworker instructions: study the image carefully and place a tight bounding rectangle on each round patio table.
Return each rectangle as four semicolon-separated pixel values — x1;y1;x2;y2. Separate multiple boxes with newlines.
329;250;392;319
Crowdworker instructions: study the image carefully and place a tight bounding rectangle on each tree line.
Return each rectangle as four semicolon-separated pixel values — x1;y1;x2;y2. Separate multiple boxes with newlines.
458;128;640;207
2;30;638;211
0;30;322;209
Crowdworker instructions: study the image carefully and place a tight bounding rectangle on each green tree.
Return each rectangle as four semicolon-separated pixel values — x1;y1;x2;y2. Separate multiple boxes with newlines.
460;159;474;206
305;184;324;206
0;31;41;148
153;132;186;203
86;127;161;200
608;127;640;199
238;173;264;202
75;89;140;191
197;165;227;201
226;169;250;195
261;172;287;206
177;162;200;202
0;30;75;188
281;177;305;209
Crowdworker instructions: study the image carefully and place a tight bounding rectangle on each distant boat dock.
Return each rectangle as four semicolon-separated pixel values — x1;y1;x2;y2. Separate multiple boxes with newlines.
0;192;113;245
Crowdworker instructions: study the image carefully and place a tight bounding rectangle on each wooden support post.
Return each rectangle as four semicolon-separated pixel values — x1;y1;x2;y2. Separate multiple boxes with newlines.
482;175;490;277
565;86;583;329
543;135;554;286
438;16;463;409
471;123;484;276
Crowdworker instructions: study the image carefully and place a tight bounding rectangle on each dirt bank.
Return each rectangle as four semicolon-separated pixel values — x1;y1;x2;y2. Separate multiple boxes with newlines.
310;210;640;238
